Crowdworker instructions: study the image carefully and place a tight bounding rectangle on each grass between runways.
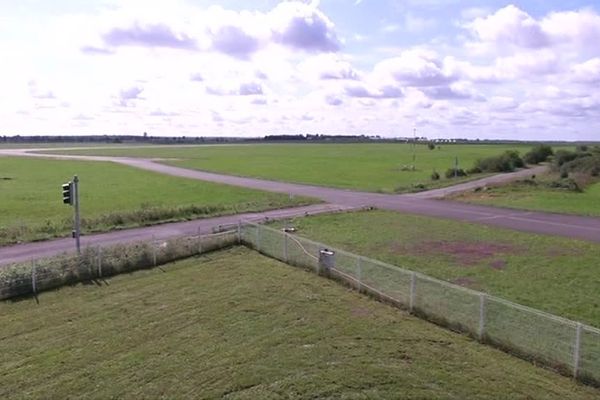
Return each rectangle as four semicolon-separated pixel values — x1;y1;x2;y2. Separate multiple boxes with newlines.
39;143;546;193
0;247;597;399
270;210;600;327
0;156;315;245
450;172;600;216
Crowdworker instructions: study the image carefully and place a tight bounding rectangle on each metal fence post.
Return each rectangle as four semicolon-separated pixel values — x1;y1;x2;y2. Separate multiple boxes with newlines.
97;246;102;278
31;260;37;296
409;272;416;312
478;294;486;341
283;233;288;263
152;235;157;267
573;322;582;379
197;227;203;255
256;225;261;252
356;256;362;291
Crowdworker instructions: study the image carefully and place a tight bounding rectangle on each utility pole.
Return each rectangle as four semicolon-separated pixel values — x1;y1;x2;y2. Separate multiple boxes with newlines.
412;126;417;168
454;156;459;179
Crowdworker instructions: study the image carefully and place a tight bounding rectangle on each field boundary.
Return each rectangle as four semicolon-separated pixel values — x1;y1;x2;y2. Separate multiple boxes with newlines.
2;220;599;387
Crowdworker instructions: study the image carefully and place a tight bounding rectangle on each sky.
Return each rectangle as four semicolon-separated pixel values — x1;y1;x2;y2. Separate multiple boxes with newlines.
1;0;599;140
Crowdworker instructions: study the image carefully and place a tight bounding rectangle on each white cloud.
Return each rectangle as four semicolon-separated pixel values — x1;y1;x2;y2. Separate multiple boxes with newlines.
571;58;600;83
373;49;455;87
468;5;548;49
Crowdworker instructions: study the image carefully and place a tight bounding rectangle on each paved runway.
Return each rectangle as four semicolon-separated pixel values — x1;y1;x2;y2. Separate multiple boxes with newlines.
2;148;599;246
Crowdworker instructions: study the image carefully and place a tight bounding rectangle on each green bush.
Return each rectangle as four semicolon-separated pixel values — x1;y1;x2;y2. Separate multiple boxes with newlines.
473;151;525;173
431;170;440;181
554;150;579;167
524;145;554;164
559;155;600;177
445;168;467;179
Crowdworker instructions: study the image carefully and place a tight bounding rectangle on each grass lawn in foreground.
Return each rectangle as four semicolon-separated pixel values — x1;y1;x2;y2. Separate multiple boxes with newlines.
450;172;600;216
0;247;597;399
0;156;315;245
271;210;600;327
39;143;542;193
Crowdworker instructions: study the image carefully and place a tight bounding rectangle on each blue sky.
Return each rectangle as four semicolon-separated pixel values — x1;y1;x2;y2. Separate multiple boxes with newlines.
1;0;599;140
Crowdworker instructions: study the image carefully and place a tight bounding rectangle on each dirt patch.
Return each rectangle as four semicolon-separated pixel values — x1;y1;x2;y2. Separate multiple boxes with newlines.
489;259;507;270
411;241;522;266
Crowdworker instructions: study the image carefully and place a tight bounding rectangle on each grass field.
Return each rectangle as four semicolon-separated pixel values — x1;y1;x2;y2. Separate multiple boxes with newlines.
0;247;597;399
451;172;600;216
0;156;314;245
39;143;541;193
271;210;600;327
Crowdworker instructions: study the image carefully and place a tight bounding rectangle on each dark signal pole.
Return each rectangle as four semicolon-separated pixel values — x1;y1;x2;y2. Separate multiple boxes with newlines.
62;175;81;255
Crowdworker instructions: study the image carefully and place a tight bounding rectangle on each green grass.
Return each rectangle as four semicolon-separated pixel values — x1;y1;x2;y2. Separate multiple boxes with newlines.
39;143;544;193
451;173;600;216
0;156;315;245
0;247;597;399
270;210;600;327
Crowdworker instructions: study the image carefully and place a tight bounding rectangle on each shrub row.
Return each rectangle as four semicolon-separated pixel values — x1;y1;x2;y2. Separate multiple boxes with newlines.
470;150;525;174
0;203;260;246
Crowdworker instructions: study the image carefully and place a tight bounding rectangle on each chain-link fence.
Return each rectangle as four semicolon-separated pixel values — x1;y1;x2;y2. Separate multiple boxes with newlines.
0;230;238;301
240;221;600;386
2;220;599;386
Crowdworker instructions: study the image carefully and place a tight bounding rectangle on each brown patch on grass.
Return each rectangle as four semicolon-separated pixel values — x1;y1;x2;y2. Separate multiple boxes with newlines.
489;259;507;270
411;241;522;266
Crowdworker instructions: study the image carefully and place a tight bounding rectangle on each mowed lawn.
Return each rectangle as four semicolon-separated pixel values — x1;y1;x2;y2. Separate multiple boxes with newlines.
451;173;600;216
0;156;314;245
271;210;600;327
0;247;597;399
40;143;538;192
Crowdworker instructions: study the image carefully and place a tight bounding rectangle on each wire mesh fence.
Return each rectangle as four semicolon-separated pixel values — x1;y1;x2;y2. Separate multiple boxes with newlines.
2;220;599;386
0;230;239;301
239;221;600;386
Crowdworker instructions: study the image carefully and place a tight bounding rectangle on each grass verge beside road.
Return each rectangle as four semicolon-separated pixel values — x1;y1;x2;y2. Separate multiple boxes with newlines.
450;172;600;216
39;143;543;193
0;156;315;245
0;247;597;399
271;210;600;327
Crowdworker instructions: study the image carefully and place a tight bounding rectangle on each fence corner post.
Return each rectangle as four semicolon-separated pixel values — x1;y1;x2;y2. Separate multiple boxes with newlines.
152;235;157;267
31;259;37;296
478;293;486;342
283;233;289;263
409;272;416;313
97;246;102;279
356;256;362;291
256;224;261;252
197;227;203;255
573;322;583;379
